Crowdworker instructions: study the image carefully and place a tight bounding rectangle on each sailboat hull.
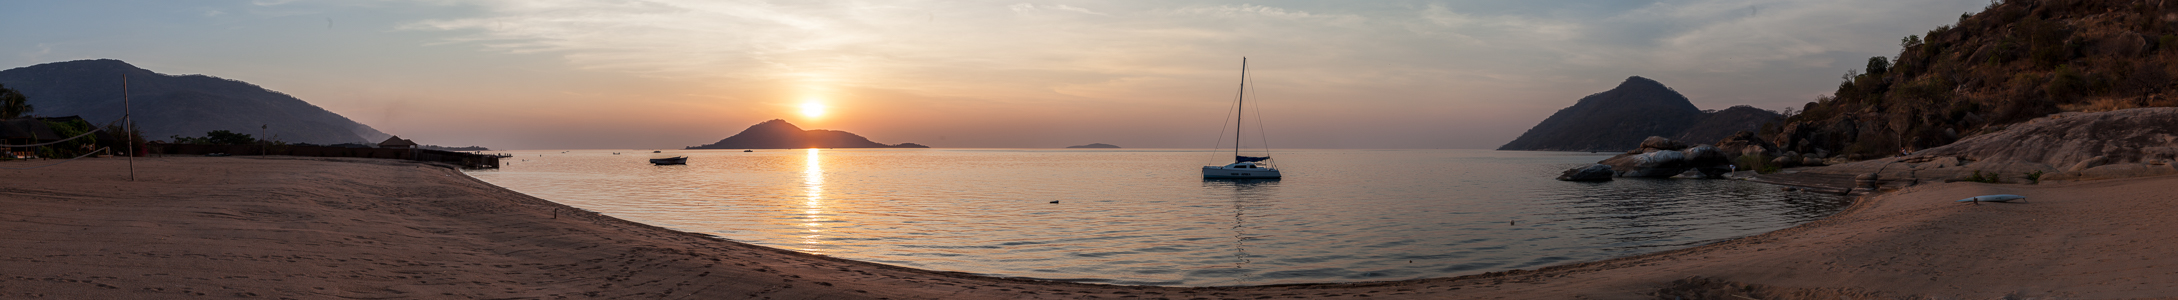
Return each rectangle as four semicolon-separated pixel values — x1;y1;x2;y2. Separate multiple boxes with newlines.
1202;166;1282;179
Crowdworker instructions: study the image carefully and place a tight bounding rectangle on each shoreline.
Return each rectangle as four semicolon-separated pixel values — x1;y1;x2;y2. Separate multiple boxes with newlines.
7;156;2178;298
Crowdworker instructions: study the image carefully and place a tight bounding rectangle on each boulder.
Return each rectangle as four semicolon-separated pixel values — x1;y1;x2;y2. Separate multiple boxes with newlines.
1602;149;1691;178
1640;136;1690;151
1772;155;1800;167
1683;145;1734;178
1557;164;1615;181
1713;131;1778;160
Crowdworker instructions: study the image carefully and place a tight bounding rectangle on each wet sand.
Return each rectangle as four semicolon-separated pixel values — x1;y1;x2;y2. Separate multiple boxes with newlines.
5;157;2178;299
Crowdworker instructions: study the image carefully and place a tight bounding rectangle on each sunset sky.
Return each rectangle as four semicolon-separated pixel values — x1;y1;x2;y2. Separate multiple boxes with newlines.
3;0;1990;149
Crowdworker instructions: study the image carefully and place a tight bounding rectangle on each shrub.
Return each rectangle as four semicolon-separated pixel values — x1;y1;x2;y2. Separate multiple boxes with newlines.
2046;64;2086;102
1736;154;1783;174
1965;170;2001;183
2024;170;2044;184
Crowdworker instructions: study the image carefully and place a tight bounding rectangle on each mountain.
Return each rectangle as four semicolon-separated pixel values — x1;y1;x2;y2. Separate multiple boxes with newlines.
1498;76;1709;151
1065;143;1120;149
686;119;928;149
1771;1;2178;158
0;59;389;145
1676;105;1785;145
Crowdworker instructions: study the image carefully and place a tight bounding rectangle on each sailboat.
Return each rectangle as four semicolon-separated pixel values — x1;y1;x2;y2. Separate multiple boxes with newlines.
1203;57;1283;179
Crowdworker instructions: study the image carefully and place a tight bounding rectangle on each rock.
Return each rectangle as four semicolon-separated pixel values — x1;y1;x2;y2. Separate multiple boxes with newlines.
1556;164;1615;181
1682;145;1733;178
1713;131;1779;160
1801;157;1827;166
2066;155;2109;172
1914;108;2178;171
1640;136;1690;151
1602;149;1691;178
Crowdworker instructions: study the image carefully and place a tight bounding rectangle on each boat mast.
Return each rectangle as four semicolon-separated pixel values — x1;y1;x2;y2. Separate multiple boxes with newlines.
1234;57;1246;160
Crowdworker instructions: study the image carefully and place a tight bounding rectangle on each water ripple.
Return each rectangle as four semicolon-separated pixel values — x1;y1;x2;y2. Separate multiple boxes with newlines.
469;149;1846;286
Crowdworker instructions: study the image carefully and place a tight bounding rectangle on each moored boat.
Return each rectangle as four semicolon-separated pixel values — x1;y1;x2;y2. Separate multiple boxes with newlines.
650;157;688;165
1202;57;1282;179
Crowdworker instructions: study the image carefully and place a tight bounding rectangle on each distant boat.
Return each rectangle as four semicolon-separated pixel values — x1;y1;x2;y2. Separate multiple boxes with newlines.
650;157;688;165
1202;57;1282;179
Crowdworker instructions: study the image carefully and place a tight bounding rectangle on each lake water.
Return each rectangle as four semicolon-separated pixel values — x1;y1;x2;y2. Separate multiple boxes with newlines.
464;149;1846;286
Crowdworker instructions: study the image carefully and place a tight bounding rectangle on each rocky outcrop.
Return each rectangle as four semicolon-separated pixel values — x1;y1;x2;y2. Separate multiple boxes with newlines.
1714;131;1780;160
687;119;928;149
1914;108;2178;169
1601;149;1691;178
1779;107;2178;184
1588;136;1741;179
1557;164;1614;181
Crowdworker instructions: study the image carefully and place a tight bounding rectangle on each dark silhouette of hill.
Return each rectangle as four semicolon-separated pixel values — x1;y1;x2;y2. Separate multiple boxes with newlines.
1498;76;1708;151
0;59;390;144
1677;105;1785;145
1771;0;2178;158
1065;143;1120;148
687;119;928;149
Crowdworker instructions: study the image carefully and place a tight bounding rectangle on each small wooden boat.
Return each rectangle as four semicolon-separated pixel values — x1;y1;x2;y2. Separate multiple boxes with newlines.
650;157;688;165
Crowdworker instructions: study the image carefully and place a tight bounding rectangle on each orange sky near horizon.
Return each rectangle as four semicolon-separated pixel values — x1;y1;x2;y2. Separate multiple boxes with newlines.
1;0;1996;149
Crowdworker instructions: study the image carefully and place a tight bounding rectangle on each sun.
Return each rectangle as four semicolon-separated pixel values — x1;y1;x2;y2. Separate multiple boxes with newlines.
800;102;827;118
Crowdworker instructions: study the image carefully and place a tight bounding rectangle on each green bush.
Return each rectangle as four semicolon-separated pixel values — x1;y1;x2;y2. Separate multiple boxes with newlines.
2024;170;2044;184
1965;170;2001;183
38;119;96;158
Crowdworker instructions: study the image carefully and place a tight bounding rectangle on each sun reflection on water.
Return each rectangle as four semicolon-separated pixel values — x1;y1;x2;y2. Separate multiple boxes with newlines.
800;148;825;252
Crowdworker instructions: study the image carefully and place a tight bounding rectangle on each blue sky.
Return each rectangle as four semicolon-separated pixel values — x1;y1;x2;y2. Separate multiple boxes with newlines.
3;0;1991;149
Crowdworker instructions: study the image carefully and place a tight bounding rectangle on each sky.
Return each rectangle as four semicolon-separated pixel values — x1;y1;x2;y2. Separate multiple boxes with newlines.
2;0;1993;150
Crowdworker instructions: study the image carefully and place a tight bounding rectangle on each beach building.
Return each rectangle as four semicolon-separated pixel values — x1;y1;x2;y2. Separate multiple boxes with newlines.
0;118;58;159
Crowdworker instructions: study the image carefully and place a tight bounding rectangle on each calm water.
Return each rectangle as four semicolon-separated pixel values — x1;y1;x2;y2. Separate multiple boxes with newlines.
465;149;1845;286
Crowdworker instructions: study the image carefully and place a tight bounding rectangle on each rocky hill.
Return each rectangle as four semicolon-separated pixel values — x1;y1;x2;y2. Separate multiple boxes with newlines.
1500;76;1782;151
686;119;928;149
1771;0;2178;159
0;59;390;145
1676;106;1785;144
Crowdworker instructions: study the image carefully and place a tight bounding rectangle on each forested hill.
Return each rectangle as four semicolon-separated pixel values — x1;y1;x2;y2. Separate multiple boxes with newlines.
1770;0;2178;158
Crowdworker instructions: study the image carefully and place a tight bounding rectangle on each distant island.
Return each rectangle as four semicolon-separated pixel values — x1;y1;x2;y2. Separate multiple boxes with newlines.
1498;76;1779;152
420;145;490;151
1065;143;1120;149
686;119;929;149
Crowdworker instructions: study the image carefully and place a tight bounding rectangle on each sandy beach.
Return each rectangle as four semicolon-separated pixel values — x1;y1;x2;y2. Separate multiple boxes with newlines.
7;156;2178;299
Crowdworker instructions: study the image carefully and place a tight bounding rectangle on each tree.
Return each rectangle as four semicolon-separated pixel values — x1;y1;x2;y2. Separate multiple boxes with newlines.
1865;56;1891;75
0;83;29;119
205;130;257;145
170;130;258;145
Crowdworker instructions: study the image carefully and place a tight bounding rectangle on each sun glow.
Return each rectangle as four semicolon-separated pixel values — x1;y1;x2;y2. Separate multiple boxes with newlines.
800;102;827;118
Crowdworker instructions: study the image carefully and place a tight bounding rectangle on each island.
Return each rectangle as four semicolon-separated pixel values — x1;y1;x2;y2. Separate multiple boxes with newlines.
1064;143;1120;149
685;119;929;149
